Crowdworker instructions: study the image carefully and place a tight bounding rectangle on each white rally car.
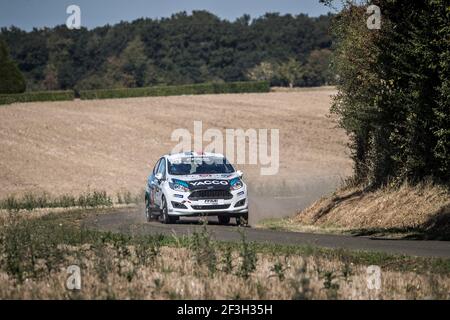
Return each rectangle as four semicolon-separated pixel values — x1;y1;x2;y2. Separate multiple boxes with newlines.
145;152;249;225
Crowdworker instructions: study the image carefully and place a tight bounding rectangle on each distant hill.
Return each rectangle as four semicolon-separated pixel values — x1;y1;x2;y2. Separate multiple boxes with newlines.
0;11;333;91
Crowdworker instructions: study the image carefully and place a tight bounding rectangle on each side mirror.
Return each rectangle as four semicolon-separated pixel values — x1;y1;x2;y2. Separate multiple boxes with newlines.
155;173;163;181
236;170;244;178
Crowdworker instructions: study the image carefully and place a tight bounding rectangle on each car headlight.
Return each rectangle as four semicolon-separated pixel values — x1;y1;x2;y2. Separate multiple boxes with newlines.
230;178;244;191
169;179;190;192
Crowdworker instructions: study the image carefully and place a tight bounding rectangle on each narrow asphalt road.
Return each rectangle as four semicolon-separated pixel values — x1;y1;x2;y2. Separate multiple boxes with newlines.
83;208;450;259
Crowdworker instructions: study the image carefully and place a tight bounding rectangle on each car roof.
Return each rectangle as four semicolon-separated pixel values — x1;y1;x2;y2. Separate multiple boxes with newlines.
165;151;225;161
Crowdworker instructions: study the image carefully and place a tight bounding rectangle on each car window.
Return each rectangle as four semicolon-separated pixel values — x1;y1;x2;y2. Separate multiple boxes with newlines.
168;157;235;175
153;159;161;175
157;158;166;178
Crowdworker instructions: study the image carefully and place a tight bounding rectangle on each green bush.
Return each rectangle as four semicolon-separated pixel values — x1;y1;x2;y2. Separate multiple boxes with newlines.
0;95;15;105
0;90;75;105
79;81;270;100
0;39;26;94
329;0;450;186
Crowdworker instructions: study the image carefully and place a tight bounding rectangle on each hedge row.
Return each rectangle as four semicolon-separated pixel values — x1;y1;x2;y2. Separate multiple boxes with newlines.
0;81;270;105
0;90;75;105
79;81;270;100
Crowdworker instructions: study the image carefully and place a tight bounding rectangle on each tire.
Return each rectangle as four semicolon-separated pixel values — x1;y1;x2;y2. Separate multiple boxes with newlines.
218;216;231;225
236;213;249;227
145;195;152;222
160;197;178;224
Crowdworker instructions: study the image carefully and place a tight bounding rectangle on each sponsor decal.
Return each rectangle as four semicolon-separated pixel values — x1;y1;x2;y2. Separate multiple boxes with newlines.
172;179;190;188
190;180;229;187
230;178;240;186
204;199;225;205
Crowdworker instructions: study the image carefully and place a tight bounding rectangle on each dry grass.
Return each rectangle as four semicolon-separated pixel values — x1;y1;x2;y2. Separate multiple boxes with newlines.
289;182;450;239
1;246;448;300
0;211;449;300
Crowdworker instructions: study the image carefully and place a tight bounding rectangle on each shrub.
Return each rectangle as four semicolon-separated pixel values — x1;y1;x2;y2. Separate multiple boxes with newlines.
0;95;15;105
237;231;258;279
0;90;74;105
270;259;288;281
191;224;217;275
221;245;234;273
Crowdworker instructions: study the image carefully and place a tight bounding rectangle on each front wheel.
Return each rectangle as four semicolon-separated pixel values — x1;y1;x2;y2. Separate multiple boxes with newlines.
218;216;231;225
236;213;249;227
160;198;178;224
145;195;152;222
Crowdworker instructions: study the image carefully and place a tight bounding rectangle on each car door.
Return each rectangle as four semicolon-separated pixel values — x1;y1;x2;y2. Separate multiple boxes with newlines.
154;157;166;208
148;159;161;210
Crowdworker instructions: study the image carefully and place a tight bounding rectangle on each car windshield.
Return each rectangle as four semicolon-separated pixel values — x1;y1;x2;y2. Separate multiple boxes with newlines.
168;157;235;175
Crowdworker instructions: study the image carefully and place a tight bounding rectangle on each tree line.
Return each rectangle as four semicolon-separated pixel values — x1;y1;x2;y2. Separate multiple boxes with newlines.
328;0;449;186
0;11;334;92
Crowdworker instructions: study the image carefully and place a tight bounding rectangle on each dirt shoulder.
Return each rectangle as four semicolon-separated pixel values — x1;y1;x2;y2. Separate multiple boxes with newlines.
258;182;450;240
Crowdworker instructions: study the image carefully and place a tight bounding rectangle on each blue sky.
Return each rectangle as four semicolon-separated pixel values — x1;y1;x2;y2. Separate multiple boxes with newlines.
0;0;338;30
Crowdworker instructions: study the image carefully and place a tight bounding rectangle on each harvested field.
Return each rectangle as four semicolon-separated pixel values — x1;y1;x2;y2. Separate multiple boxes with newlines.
0;88;351;221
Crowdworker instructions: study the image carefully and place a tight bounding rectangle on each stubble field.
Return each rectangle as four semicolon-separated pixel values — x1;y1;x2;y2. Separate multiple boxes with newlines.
0;88;351;221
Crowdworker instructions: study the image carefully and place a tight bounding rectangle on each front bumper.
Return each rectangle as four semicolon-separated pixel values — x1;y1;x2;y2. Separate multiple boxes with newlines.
166;187;248;217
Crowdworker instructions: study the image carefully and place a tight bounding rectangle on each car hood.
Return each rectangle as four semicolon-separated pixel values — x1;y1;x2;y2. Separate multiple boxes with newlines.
171;173;237;181
171;173;240;191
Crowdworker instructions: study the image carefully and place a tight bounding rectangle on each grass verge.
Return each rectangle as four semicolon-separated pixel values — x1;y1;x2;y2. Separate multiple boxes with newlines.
0;190;143;212
0;209;449;299
0;191;113;211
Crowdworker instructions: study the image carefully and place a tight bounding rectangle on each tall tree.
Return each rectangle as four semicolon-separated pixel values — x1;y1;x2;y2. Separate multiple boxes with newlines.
277;58;303;88
303;49;333;86
0;38;26;93
42;63;58;90
246;61;277;82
